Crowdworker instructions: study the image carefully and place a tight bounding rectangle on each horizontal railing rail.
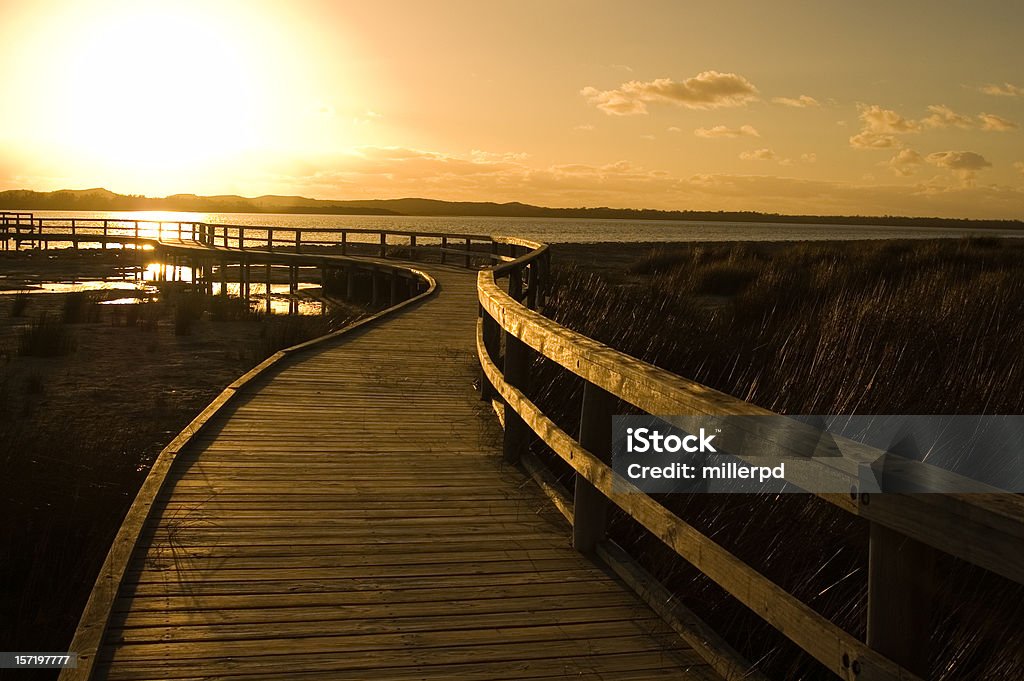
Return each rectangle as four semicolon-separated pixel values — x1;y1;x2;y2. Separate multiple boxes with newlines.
476;240;1024;680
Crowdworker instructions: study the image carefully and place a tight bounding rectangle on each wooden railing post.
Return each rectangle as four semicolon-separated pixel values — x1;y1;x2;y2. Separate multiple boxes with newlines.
480;312;500;402
295;230;302;253
267;228;274;252
288;265;298;314
440;235;448;264
526;261;538;310
537;250;551;309
390;271;401;305
239;226;245;249
410;234;417;261
867;520;937;677
573;382;616;553
242;256;250;302
380;233;387;258
372;269;382;307
265;264;273;313
464;238;472;268
501;270;529;464
341;230;348;255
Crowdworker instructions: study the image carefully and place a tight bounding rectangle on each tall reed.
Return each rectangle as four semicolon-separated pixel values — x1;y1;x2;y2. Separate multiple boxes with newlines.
531;238;1024;680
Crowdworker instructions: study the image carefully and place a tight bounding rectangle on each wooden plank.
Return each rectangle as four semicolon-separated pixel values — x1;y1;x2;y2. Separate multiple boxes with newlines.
111;579;631;615
109;593;646;628
96;639;704;680
99;621;689;663
107;605;660;644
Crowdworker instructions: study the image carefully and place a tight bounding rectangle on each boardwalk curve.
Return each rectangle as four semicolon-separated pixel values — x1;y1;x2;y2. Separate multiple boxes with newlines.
54;247;718;679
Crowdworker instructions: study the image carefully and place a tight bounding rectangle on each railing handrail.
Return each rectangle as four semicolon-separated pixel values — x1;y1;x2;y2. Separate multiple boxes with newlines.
476;240;1024;681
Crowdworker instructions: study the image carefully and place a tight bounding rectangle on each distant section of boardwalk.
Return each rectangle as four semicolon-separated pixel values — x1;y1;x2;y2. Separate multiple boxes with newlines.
94;265;718;680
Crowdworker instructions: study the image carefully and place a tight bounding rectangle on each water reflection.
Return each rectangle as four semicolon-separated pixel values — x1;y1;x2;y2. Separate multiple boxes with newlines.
0;262;324;316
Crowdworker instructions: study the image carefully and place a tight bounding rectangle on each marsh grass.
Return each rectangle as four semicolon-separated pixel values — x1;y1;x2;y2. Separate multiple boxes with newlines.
17;313;76;357
254;313;341;358
173;293;204;336
208;296;254;322
532;238;1024;680
61;291;102;324
10;292;30;317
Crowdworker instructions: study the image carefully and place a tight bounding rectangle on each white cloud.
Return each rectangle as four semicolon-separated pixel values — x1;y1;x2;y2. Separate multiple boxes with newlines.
573;124;596;132
694;124;760;138
1015;161;1024;177
772;95;820;108
581;71;759;115
886;149;924;176
922;105;973;129
800;153;817;164
926;151;992;183
849;131;900;149
980;83;1024;97
858;104;921;133
850;104;922;149
979;113;1018;131
739;148;776;161
470;149;530;162
667;126;682;133
926;150;992;171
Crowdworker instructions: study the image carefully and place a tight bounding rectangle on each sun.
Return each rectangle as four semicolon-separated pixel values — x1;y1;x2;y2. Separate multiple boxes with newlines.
10;0;303;193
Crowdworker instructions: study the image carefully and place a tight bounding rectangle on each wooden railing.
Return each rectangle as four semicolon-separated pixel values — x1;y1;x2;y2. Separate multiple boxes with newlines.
0;214;506;267
0;211;36;250
1;215;505;312
476;239;1024;681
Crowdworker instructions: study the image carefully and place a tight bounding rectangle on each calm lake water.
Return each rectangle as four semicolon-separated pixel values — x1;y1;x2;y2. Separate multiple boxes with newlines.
25;210;1023;243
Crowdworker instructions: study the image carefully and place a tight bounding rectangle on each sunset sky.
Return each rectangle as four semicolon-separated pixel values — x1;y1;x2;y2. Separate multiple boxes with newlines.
2;0;1023;218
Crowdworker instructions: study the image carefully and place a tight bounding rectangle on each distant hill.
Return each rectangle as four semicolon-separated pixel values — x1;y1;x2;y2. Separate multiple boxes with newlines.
0;189;401;216
1;188;1021;230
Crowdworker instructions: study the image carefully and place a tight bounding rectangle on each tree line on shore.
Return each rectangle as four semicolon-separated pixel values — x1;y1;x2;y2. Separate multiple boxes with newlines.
2;187;1021;230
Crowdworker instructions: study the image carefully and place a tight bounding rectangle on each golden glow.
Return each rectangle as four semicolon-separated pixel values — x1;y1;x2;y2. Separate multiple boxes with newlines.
32;2;278;190
2;0;361;195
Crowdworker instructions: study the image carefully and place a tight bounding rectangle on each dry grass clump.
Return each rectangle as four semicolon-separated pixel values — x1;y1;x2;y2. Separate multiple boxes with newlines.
17;313;76;357
10;292;30;317
61;290;103;324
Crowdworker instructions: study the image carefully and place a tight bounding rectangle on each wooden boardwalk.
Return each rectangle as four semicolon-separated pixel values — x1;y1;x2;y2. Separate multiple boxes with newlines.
93;265;719;680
